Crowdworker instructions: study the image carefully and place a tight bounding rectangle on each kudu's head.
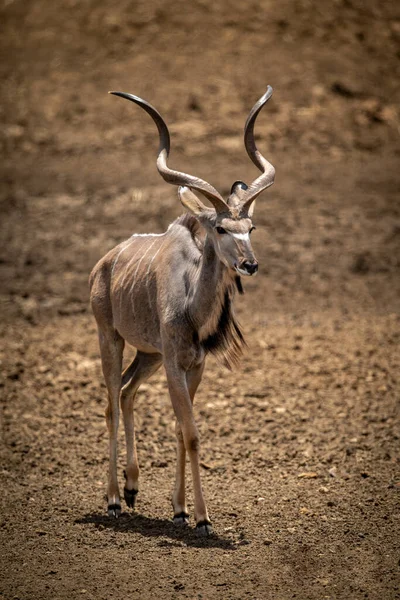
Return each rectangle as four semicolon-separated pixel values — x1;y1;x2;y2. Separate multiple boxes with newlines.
110;87;275;277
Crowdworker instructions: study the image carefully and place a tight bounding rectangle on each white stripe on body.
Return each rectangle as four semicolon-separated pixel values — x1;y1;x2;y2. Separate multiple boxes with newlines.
129;239;158;296
111;238;136;275
144;236;170;309
145;236;168;278
115;233;167;308
118;242;149;316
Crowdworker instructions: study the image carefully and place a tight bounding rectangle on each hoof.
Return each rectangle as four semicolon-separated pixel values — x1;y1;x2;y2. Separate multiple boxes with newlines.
124;487;138;509
173;511;189;526
107;503;121;518
196;520;213;536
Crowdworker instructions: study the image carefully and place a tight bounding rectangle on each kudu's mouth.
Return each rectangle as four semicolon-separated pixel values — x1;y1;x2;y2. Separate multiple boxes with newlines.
234;261;258;277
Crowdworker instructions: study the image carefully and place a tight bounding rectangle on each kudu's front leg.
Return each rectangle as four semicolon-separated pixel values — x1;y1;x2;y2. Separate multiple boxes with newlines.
172;361;205;526
165;361;211;535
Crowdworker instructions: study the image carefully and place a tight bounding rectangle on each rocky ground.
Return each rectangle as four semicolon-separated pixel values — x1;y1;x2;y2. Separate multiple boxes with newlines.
1;1;399;598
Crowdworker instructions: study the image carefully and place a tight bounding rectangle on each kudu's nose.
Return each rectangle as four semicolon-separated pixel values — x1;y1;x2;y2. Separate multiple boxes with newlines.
242;260;258;275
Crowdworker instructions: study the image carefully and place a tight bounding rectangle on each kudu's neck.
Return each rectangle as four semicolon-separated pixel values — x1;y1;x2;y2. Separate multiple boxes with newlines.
187;233;234;331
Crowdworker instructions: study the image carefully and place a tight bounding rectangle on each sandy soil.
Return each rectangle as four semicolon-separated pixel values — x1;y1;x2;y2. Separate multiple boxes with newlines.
1;1;400;598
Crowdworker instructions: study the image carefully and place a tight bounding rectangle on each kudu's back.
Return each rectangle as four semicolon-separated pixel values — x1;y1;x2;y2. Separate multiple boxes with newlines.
89;216;203;355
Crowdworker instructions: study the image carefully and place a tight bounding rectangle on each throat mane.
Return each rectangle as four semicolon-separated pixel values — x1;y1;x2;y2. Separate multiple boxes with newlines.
181;217;246;370
201;285;246;370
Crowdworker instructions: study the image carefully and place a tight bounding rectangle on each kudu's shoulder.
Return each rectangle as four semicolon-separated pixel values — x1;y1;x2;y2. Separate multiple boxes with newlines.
89;214;203;288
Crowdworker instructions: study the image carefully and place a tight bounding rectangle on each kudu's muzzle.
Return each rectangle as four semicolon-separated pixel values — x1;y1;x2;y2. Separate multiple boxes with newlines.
238;258;258;276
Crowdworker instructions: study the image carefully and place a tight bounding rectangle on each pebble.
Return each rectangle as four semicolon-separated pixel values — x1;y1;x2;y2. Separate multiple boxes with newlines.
300;507;311;514
298;472;318;479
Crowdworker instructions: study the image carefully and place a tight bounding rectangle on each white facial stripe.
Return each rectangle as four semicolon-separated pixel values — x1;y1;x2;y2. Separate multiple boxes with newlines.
130;232;166;238
230;232;250;241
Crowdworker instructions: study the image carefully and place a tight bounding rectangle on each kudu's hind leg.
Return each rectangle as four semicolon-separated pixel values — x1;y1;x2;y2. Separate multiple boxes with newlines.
120;351;162;509
98;329;124;517
173;361;205;526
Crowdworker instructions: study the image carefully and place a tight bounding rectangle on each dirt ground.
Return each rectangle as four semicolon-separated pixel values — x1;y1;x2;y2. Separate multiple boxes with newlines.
1;1;400;598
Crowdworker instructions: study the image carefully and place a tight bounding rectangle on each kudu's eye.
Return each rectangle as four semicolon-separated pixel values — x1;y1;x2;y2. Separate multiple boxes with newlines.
250;226;256;234
216;226;227;234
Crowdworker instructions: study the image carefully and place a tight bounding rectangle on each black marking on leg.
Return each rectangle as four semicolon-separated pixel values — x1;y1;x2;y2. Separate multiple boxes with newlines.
107;503;121;518
173;511;189;526
196;519;213;536
196;519;211;528
124;487;138;509
174;511;189;520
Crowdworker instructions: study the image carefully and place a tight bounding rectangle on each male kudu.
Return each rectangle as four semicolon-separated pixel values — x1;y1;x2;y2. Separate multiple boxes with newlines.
89;86;275;535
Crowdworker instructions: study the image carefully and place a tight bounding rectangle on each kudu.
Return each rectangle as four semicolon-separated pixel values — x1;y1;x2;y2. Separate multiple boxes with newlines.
89;86;275;535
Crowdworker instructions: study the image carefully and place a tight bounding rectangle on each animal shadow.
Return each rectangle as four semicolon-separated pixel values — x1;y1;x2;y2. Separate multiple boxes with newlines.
76;511;236;550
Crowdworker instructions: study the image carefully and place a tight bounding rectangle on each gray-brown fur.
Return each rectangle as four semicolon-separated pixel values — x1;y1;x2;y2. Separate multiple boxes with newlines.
178;215;246;368
91;214;244;363
89;87;275;533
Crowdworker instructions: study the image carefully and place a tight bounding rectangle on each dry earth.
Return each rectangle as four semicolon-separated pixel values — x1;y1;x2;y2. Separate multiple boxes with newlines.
1;1;400;599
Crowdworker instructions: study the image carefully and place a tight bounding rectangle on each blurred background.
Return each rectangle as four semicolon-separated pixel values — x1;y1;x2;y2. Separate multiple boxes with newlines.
1;0;399;320
1;1;399;599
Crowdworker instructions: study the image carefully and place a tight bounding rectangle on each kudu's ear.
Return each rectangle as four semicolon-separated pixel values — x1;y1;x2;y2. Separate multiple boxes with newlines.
247;199;256;218
178;186;211;216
